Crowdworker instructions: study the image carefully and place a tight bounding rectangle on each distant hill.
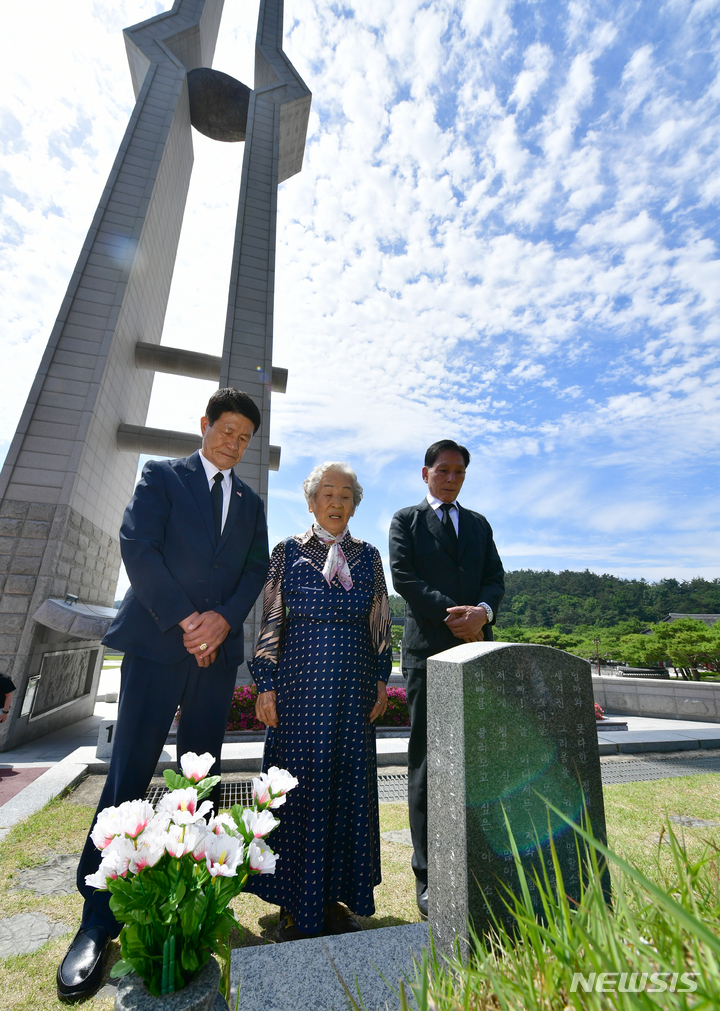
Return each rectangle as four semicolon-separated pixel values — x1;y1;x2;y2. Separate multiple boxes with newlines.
390;571;720;633
497;571;720;631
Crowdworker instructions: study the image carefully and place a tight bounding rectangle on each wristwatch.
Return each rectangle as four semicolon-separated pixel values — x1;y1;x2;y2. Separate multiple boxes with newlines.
478;602;493;623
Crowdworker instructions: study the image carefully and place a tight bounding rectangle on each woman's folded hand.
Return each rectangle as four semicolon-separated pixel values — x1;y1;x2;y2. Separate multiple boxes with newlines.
369;680;388;723
256;689;279;727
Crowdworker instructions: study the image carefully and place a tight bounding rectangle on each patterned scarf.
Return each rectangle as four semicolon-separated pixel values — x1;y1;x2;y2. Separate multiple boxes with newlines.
313;523;353;590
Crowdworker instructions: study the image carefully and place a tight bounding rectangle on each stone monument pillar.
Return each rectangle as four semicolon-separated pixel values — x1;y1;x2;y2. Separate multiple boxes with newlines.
0;0;310;748
426;641;608;956
219;0;310;661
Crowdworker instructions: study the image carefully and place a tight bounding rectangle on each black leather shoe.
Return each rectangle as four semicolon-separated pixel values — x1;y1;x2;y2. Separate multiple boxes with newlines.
57;927;110;1002
324;902;363;934
276;908;311;942
416;880;428;920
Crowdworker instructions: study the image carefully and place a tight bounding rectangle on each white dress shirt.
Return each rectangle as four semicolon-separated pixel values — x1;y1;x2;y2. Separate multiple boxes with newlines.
425;492;493;622
426;492;459;535
199;451;232;534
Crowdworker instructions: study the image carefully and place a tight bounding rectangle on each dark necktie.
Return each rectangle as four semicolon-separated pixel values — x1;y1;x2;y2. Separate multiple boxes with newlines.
211;472;224;543
440;502;458;546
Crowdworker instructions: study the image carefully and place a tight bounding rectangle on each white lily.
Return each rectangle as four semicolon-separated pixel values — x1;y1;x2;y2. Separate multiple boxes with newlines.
163;824;188;858
129;836;165;873
208;812;237;836
91;805;123;850
248;837;277;874
240;807;279;840
252;768;298;809
117;799;155;839
179;751;215;783
205;833;243;877
85;838;134;888
157;787;213;825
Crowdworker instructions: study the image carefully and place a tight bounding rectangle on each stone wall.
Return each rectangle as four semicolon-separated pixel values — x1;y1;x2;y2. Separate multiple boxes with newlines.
0;500;120;749
593;674;720;723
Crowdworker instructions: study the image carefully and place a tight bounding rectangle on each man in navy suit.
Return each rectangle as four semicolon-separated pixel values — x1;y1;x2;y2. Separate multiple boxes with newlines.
389;440;504;919
57;388;269;1002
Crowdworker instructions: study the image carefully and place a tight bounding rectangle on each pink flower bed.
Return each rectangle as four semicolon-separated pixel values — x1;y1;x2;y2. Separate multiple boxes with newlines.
226;685;265;732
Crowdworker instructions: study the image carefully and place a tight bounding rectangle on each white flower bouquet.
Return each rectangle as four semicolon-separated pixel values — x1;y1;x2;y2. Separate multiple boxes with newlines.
87;752;298;997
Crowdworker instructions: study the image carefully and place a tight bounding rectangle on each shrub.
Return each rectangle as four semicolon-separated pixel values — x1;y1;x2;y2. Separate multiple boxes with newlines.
376;686;410;727
226;685;264;732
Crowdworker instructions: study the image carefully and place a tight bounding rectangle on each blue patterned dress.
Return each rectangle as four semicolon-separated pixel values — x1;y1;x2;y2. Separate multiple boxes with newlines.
246;529;393;934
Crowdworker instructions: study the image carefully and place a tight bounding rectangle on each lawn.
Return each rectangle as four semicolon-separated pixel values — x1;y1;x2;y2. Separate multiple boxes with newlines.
0;774;718;1008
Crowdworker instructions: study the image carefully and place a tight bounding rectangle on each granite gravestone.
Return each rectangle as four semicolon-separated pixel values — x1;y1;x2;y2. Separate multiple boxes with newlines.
427;641;607;956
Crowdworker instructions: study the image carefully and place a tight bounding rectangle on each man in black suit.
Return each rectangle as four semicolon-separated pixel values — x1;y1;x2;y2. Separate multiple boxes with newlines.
389;440;504;919
57;388;269;1002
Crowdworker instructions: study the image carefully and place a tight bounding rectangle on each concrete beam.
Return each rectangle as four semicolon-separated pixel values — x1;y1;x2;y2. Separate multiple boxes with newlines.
135;342;221;380
134;342;288;392
117;423;281;469
271;366;288;394
268;445;281;471
116;424;202;457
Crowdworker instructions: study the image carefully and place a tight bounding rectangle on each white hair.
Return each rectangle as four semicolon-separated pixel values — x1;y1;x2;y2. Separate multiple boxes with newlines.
302;462;363;508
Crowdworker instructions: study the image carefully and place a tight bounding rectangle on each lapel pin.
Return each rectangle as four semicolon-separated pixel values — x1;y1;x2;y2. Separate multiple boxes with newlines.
237;491;242;497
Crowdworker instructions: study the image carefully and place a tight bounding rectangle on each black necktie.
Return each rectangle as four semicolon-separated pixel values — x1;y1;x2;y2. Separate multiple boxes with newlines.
440;503;458;545
211;472;224;543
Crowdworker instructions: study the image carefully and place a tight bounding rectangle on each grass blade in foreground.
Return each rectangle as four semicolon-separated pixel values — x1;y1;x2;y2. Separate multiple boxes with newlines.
400;817;720;1009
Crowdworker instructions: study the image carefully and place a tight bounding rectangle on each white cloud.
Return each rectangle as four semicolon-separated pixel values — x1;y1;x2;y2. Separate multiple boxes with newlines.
510;43;553;112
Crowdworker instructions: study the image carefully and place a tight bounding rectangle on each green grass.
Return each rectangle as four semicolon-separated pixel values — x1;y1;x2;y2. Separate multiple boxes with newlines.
603;775;720;881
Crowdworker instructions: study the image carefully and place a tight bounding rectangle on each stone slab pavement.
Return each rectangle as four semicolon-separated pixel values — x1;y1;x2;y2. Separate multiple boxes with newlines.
0;912;71;958
230;922;429;1011
597;714;720;754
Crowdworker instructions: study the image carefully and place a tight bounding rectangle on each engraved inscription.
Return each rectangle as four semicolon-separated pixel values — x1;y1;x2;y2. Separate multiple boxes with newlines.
32;649;98;717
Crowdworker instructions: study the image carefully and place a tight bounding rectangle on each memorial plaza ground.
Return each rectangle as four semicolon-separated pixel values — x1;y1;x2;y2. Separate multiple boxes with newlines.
2;657;720;1009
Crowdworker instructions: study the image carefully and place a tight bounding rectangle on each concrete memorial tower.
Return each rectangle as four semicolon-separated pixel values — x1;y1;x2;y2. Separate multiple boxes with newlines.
0;0;310;750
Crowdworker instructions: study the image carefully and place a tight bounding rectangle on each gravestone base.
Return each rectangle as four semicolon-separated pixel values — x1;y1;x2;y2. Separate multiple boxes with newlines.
427;642;608;957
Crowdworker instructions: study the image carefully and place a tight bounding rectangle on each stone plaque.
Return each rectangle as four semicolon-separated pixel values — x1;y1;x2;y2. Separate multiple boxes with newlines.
427;642;607;956
31;649;98;718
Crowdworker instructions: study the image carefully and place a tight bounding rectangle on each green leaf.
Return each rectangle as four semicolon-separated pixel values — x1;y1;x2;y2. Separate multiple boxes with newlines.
179;892;208;936
195;775;221;801
109;959;133;979
181;946;200;973
228;804;252;840
163;770;188;791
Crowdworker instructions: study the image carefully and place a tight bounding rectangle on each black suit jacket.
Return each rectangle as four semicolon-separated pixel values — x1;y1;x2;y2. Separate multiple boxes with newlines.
389;499;504;667
103;451;269;667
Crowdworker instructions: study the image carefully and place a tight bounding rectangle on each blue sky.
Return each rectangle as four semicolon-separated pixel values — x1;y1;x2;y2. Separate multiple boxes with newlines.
1;0;719;597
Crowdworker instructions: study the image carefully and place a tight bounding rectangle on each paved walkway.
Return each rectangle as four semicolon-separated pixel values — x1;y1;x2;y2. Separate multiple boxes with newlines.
6;709;719;769
597;714;720;754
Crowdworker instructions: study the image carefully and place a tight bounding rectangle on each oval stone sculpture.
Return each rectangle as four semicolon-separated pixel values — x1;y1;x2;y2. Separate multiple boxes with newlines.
187;68;251;142
115;955;229;1010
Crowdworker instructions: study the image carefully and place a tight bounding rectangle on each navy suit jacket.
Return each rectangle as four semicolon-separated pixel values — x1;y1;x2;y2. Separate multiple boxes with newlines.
103;451;269;667
389;499;504;667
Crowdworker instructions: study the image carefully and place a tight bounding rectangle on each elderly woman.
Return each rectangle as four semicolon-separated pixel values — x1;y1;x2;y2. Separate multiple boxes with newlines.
246;462;392;941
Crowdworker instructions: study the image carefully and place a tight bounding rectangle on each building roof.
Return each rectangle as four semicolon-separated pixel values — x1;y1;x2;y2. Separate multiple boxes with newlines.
661;613;720;626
